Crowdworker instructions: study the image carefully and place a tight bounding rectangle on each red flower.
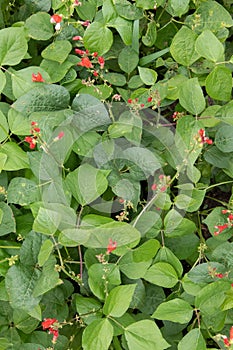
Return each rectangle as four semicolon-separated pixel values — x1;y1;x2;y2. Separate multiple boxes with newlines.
75;48;86;55
198;129;213;145
106;239;117;255
215;273;224;278
140;103;145;108
214;223;229;235
74;0;82;6
32;72;44;82
77;57;93;68
222;209;229;214
92;52;98;57
24;136;37;149
151;184;157;191
80;20;90;27
50;14;62;24
223;337;230;347
98;56;105;69
72;36;82;41
42;318;57;330
228;214;233;221
93;71;98;77
147;97;152;102
128;99;132;104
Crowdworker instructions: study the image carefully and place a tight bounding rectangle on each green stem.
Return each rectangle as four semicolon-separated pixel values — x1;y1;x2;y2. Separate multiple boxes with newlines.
0;246;20;249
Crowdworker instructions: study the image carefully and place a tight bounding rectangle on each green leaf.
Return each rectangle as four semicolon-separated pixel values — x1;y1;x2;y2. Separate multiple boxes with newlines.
11;67;51;99
154;246;183;277
164;209;196;238
152;298;193;324
5;264;42;313
125;320;170;350
0;202;16;236
215;101;233;126
83;318;113;350
133;239;160;262
75;294;102;325
215;125;233;153
84;221;141;249
206;66;232;102
0;142;29;171
103;284;136;317
185;1;233;33
179;78;205;115
33;256;62;297
118;46;139;74
144;262;178;288
7;178;40;205
195;280;230;315
0;27;28;66
33;207;61;235
12;85;70;116
178;328;206;350
13;309;39;334
83;21;113;55
103;73;126;86
170;26;200;66
38;239;54;267
75;0;96;20
66;164;109;205
108;17;133;46
41;40;72;63
142;21;157;47
119;251;152;279
79;84;113;100
88;263;121;300
25;12;54;40
0;70;6;94
167;0;189;17
138;66;157;85
0;110;9;142
40;55;79;83
115;0;144;20
8;109;30;135
195;30;224;62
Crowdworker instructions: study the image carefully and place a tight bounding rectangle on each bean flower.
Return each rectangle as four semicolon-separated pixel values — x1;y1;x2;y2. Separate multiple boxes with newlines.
50;14;62;31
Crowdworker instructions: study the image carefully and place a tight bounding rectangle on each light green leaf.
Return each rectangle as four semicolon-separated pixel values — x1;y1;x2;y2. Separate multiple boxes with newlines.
118;46;139;74
119;251;152;279
206;66;232;102
179;78;205;115
125;320;170;350
83;318;113;350
164;209;196;238
75;294;102;325
142;21;157;47
66;164;109;206
0;110;9;142
25;12;54;40
41;40;72;63
0;338;13;350
178;328;206;350
0;70;6;94
167;0;189;17
215;125;233;153
83;21;113;55
7;178;40;205
0;27;28;66
0;202;16;236
144;262;178;288
33;256;62;297
0;142;29;171
103;284;136;317
133;239;160;262
109;16;132;45
33;207;61;235
40;55;79;83
8;109;30;135
195;30;224;62
38;239;54;267
170;26;200;66
138;66;157;85
13;309;39;334
152;298;193;324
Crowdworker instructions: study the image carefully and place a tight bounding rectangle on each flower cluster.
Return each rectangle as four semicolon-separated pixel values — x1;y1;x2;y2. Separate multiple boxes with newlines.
208;266;228;279
147;90;161;110
128;98;144;109
75;48;105;76
50;14;62;31
106;238;117;255
42;318;59;344
197;129;213;145
32;72;44;82
151;174;171;193
24;121;40;149
172;111;184;121
214;210;233;235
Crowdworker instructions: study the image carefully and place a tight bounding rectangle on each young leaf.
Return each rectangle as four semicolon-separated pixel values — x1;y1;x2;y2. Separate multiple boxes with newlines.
103;284;136;317
82;318;114;350
144;262;178;288
179;78;205;115
0;27;28;66
125;320;170;350
152;298;193;324
178;328;206;350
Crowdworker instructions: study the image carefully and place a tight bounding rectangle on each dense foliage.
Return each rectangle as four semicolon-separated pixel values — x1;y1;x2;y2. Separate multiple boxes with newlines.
0;0;233;349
